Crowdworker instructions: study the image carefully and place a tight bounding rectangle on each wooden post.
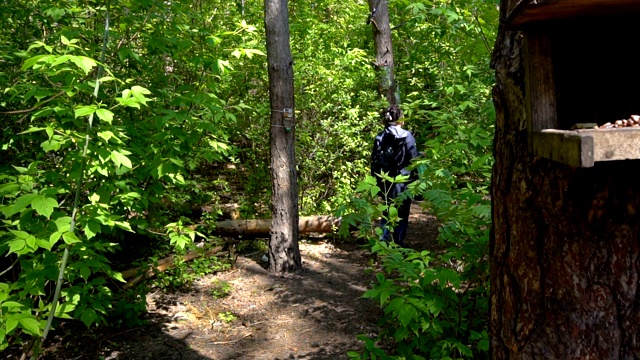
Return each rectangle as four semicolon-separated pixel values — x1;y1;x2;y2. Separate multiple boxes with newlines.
524;30;557;143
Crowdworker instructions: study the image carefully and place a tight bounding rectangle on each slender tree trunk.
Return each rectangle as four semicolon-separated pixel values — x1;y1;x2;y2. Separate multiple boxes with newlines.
264;0;301;272
368;0;397;105
491;2;640;358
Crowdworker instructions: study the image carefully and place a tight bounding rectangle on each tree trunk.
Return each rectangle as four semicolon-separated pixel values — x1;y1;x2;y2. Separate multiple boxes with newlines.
368;0;397;104
491;3;640;358
264;0;301;272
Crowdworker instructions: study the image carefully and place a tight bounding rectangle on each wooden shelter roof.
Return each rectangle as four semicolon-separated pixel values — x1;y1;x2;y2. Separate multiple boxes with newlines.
507;0;640;28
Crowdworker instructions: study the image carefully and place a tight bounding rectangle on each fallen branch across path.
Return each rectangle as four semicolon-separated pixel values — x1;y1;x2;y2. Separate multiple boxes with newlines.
122;215;342;287
202;215;342;236
122;246;225;287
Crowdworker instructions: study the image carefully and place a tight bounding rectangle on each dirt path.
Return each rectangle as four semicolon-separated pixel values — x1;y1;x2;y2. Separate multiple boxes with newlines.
22;203;439;360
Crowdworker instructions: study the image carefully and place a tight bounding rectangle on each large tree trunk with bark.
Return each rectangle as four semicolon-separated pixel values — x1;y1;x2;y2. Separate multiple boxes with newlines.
491;2;640;358
367;0;396;104
264;0;301;272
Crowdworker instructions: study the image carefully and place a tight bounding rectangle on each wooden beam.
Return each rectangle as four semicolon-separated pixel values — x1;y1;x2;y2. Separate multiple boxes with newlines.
525;31;557;150
531;130;594;167
532;128;640;167
508;0;640;28
576;128;640;163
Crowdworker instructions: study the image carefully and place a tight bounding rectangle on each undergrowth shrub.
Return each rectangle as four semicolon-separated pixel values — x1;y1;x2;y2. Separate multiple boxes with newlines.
343;175;490;360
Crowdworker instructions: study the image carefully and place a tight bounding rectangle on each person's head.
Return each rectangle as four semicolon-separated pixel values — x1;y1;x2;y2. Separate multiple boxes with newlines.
382;105;403;126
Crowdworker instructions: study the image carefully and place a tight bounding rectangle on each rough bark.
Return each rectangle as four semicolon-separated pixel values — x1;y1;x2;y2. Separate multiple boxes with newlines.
491;1;640;358
368;0;396;104
264;0;301;272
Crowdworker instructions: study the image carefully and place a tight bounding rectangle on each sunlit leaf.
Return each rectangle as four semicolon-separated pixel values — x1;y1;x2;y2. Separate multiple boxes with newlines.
62;232;81;244
75;105;97;118
19;317;41;336
31;195;58;218
95;109;114;124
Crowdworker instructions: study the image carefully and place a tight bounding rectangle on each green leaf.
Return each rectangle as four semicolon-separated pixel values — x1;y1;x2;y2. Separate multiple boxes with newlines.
41;139;61;152
0;183;19;197
5;316;18;333
84;221;101;239
2;193;37;217
397;304;418;327
62;232;81;244
17;127;45;135
70;56;97;75
79;266;91;281
45;127;54;140
98;130;115;142
75;105;97;118
50;54;72;67
1;301;25;309
95;109;114;124
385;297;405;313
81;308;97;328
25;235;36;249
19;317;41;336
478;339;489;352
9;230;29;239
49;231;62;247
111;271;125;283
54;217;72;232
244;48;265;57
36;239;52;250
111;150;132;169
45;7;66;21
130;85;151;95
31;195;58;219
130;86;152;106
21;55;47;70
7;239;26;254
388;206;398;219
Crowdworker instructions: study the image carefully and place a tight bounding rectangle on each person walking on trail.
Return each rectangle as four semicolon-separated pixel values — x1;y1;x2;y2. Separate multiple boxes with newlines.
370;105;420;247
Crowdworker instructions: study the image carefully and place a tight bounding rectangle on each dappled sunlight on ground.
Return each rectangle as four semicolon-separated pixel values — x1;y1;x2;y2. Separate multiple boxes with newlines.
21;205;439;360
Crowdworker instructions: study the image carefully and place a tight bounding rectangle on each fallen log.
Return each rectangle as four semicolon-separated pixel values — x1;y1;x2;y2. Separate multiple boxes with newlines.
198;215;342;236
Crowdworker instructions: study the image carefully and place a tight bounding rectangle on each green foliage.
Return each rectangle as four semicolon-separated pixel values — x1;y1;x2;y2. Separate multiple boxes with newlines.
341;2;496;354
210;280;233;299
0;0;498;355
0;0;253;351
154;252;232;291
345;172;490;359
217;311;237;323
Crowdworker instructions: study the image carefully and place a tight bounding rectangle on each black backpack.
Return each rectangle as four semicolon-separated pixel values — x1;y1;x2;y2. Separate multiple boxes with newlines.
372;130;405;177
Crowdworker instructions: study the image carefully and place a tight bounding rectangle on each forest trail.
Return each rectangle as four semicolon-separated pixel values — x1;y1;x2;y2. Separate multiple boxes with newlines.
30;203;439;360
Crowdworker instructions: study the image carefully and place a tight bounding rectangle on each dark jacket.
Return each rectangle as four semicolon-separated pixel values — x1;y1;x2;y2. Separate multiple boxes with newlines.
370;125;419;198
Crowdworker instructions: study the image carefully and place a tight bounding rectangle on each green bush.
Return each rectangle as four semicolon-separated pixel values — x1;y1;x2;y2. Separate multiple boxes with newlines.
345;173;490;359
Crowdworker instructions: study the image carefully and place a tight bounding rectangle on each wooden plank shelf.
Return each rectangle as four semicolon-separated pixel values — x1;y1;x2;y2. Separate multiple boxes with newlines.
532;128;640;167
508;0;640;28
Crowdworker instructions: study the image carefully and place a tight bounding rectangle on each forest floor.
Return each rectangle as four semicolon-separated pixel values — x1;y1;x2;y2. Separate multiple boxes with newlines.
14;203;441;360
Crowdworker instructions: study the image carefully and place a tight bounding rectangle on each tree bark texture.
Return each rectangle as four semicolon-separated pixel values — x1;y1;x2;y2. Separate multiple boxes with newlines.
264;0;301;272
491;2;640;358
368;0;396;105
